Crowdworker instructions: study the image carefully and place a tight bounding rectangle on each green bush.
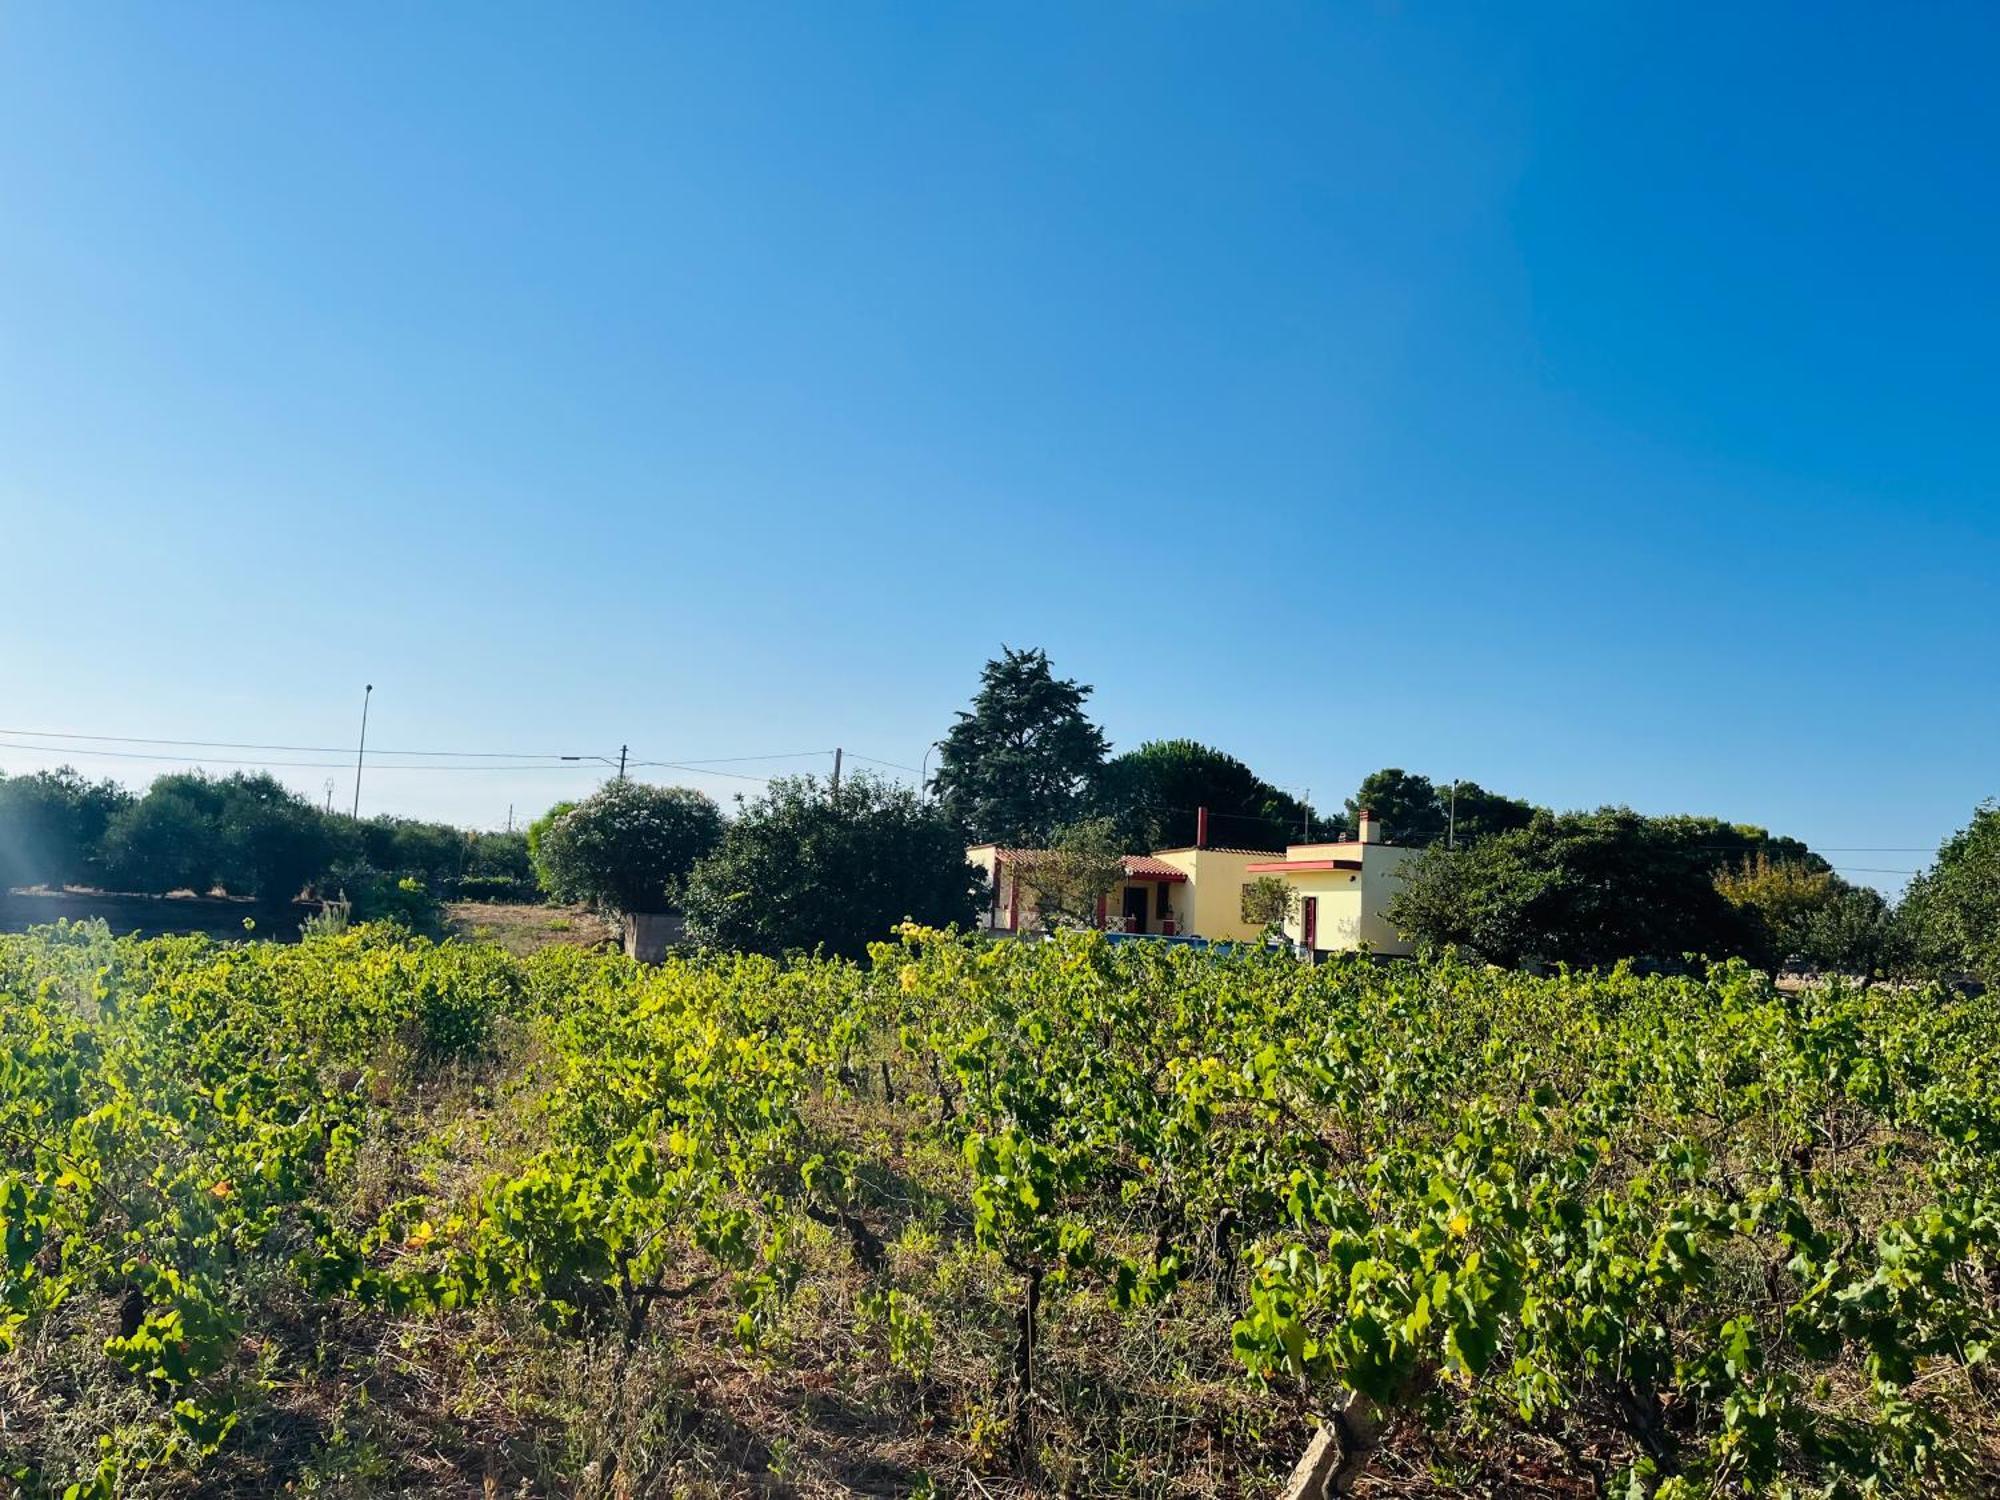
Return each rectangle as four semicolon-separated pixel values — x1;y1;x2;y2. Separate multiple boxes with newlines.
0;769;131;890
100;785;223;895
681;772;980;958
213;776;333;901
452;873;541;904
532;782;722;915
331;870;443;935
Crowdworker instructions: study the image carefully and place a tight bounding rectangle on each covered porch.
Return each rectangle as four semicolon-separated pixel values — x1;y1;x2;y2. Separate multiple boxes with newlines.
1096;855;1188;935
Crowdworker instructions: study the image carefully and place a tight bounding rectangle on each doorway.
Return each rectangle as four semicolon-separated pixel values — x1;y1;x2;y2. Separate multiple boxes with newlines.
1301;896;1318;950
1121;885;1149;934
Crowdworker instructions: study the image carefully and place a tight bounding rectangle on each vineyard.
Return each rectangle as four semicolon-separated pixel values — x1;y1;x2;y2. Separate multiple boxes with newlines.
1;922;1997;1498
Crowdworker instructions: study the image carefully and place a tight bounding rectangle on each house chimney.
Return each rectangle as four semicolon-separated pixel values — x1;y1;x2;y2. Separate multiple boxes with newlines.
1357;807;1380;845
1195;805;1209;850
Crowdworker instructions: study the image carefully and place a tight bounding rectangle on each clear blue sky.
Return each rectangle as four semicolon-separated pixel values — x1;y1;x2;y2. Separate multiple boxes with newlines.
3;4;1994;889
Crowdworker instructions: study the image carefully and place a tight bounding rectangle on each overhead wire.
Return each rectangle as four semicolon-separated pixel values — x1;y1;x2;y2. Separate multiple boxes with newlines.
0;729;850;782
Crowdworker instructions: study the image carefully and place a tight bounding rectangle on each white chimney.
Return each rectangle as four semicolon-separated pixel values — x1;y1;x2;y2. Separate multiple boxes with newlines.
1357;807;1380;845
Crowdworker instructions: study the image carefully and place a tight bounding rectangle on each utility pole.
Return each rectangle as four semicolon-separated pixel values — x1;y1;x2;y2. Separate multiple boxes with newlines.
830;747;842;799
506;804;513;834
618;744;628;781
1447;779;1458;851
351;684;373;819
1302;788;1312;842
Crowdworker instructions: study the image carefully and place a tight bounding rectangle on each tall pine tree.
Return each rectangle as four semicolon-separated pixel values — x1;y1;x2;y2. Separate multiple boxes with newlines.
932;647;1109;846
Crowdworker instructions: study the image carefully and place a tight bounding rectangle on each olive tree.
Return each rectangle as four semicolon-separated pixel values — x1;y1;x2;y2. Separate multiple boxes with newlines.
1011;817;1127;934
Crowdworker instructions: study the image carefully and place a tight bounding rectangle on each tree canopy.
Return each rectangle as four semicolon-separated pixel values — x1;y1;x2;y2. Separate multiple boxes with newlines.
0;768;131;890
1386;807;1775;969
1007;817;1128;933
932;647;1108;845
101;778;225;896
1713;853;1903;977
1093;739;1312;851
1339;770;1540;848
1345;768;1448;845
1901;802;2000;986
212;773;335;900
681;772;981;959
532;781;723;916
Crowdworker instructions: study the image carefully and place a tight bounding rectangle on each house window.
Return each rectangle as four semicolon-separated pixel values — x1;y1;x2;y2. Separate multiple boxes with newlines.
1155;883;1171;919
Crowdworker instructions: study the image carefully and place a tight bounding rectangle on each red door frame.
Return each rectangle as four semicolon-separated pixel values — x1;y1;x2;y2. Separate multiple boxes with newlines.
1301;896;1318;950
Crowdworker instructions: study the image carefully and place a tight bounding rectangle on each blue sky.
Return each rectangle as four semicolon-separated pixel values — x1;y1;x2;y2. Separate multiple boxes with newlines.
2;4;1993;888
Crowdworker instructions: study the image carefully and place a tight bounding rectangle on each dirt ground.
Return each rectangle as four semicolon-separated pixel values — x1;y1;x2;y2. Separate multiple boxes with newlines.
442;900;620;955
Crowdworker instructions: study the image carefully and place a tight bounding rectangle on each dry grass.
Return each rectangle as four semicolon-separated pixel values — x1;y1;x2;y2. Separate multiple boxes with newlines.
443;902;620;957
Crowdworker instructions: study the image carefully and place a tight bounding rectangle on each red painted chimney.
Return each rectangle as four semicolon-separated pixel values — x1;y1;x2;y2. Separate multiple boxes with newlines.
1196;805;1209;850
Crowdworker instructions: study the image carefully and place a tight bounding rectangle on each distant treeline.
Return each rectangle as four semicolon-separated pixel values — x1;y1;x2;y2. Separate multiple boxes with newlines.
0;766;535;904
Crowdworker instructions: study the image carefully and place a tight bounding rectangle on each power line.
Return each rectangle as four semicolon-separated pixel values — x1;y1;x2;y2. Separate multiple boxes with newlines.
0;740;788;788
0;732;836;776
0;726;576;760
0;727;839;779
0;740;599;771
629;761;777;784
843;752;925;775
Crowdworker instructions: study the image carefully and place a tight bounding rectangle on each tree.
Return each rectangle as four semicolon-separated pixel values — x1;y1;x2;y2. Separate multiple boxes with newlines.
1713;854;1824;966
454;837;539;902
1387;807;1765;970
526;801;579;900
1901;802;2000;987
1800;882;1906;979
1438;780;1538;846
1240;874;1299;938
1345;769;1446;846
1093;739;1313;851
212;773;333;901
1383;832;1549;966
681;773;982;959
932;647;1109;845
101;781;226;895
1713;854;1901;976
1009;817;1128;933
0;767;132;890
533;781;723;916
345;815;471;888
467;829;530;878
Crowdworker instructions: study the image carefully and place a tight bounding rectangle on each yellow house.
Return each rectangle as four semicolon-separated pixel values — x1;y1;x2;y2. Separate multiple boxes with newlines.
965;839;1272;943
1242;808;1419;956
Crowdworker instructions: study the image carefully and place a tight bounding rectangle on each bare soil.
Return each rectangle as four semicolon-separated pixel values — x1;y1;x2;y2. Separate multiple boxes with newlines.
443;900;620;956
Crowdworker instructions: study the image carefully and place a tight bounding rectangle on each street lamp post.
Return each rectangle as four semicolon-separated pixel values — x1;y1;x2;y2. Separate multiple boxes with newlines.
561;749;627;780
350;684;373;818
920;739;944;800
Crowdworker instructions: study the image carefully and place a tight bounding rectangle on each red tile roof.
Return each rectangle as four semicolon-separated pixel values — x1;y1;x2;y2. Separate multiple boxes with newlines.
991;849;1188;882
